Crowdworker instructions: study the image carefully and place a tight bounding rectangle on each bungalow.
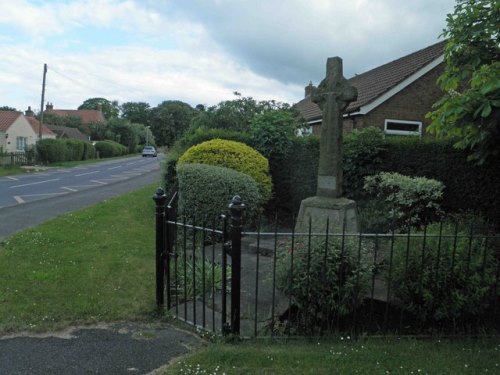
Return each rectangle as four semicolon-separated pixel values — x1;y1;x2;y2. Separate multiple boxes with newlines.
295;40;446;137
0;110;55;153
44;103;106;135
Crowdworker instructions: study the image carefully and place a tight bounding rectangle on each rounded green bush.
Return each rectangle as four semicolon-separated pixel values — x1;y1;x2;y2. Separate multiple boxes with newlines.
177;163;262;223
178;139;272;202
36;139;67;163
95;140;128;158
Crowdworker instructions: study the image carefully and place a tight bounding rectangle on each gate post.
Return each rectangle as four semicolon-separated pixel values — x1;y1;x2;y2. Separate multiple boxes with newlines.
153;188;167;307
229;195;245;335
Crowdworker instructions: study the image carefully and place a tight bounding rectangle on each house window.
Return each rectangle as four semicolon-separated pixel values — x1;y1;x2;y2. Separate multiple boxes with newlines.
384;119;422;136
16;137;27;151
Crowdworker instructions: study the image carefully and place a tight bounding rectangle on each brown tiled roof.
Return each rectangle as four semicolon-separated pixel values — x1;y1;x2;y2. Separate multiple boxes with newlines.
295;40;446;121
0;111;22;131
46;124;90;141
26;116;56;136
46;109;106;124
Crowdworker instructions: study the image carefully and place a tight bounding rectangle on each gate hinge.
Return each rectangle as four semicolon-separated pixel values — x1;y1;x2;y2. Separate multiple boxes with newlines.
223;241;232;256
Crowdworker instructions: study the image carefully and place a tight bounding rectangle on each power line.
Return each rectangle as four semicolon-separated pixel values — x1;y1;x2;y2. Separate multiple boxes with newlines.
49;65;104;95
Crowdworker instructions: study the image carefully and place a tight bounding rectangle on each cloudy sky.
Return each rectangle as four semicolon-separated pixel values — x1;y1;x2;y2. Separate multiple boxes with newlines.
0;0;456;113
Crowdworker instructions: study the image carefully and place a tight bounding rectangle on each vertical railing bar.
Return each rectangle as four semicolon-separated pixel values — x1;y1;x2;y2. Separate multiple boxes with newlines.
399;227;411;332
305;216;312;336
221;215;228;333
229;196;244;336
287;218;296;338
192;215;197;327
323;217;330;335
183;214;188;321
202;216;207;329
211;217;217;333
254;216;261;338
271;212;278;338
464;222;474;283
174;220;179;319
450;221;459;273
417;225;427;331
336;219;347;333
383;231;395;335
369;233;378;329
353;226;363;339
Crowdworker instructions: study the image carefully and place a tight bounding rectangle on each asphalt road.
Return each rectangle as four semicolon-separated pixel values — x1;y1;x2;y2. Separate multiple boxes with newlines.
0;156;163;240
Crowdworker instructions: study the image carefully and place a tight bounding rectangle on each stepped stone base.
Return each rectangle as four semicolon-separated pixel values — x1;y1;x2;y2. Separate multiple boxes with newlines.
295;196;358;234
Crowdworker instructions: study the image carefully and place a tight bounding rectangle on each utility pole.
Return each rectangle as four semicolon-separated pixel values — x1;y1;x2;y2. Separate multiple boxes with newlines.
39;63;47;140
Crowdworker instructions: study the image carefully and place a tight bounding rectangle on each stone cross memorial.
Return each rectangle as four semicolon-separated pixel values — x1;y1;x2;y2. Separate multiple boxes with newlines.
295;56;359;233
312;57;357;198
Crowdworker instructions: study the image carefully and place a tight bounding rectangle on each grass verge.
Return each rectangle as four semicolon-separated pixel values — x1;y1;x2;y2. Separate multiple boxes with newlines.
165;337;500;374
0;166;25;176
0;183;158;334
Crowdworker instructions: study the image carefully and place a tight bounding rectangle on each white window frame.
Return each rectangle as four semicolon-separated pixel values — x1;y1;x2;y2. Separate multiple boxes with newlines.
16;136;27;151
384;119;422;137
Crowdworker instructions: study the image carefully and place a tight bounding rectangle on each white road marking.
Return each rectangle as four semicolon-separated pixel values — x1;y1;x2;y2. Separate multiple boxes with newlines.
34;173;50;176
90;180;107;185
13;196;25;204
75;170;99;177
108;166;122;170
61;187;78;192
18;192;68;198
126;162;137;165
6;176;19;181
9;178;60;189
56;169;72;173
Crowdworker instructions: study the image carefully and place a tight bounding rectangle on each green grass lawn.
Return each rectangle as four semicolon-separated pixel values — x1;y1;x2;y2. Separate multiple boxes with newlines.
0;183;158;334
165;337;500;375
0;165;25;176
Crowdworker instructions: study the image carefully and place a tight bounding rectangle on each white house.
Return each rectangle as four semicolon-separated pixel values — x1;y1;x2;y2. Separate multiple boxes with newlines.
0;110;55;153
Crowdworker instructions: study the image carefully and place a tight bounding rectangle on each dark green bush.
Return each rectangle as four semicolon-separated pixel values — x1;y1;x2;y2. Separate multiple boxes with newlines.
176;163;262;224
388;222;499;328
83;142;96;160
95;140;128;158
36;139;67;163
62;139;85;161
277;236;373;333
175;127;251;153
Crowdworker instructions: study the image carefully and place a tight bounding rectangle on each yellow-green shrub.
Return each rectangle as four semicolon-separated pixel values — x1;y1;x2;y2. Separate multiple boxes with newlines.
178;139;272;202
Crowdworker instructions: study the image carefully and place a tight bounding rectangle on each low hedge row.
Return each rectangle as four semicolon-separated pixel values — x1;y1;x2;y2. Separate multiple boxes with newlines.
36;139;96;164
95;140;128;158
269;130;500;227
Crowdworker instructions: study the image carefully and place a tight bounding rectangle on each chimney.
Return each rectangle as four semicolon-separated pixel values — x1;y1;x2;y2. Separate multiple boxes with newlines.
305;81;316;98
25;106;34;117
46;102;53;111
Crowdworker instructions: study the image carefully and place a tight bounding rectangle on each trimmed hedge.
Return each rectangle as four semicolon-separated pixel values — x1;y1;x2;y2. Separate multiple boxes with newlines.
267;129;500;228
177;163;262;224
95;140;128;158
36;139;96;163
178;139;272;203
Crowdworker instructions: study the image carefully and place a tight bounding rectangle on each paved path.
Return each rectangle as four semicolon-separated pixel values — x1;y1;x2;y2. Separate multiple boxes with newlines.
0;322;201;375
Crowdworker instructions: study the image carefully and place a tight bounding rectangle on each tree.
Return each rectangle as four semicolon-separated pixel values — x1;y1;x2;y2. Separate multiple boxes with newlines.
150;101;196;146
427;0;500;164
78;98;119;120
190;93;291;133
0;106;17;111
121;101;151;126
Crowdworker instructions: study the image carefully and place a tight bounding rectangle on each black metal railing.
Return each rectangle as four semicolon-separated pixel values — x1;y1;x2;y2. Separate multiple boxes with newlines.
0;151;35;166
154;191;500;338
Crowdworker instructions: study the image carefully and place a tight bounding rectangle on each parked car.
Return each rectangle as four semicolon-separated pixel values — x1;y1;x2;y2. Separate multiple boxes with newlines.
142;146;157;157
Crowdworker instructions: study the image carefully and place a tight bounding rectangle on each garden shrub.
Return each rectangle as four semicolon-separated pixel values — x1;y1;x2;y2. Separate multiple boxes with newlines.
388;221;499;329
277;236;373;334
178;139;272;203
95;140;128;158
36;139;67;163
176;163;262;224
174;127;252;153
63;139;85;161
82;141;96;160
363;172;444;230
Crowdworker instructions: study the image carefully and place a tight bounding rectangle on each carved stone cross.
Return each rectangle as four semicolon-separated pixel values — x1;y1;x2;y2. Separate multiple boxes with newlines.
312;57;357;198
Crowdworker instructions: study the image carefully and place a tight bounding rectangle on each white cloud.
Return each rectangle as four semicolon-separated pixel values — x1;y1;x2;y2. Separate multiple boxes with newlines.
0;0;456;111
